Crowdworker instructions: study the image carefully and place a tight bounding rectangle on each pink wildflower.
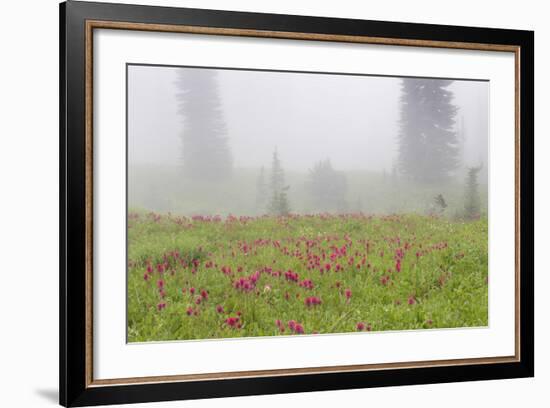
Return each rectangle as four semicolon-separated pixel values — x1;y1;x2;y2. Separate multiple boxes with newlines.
225;316;240;328
288;320;296;331
345;288;352;301
304;296;322;307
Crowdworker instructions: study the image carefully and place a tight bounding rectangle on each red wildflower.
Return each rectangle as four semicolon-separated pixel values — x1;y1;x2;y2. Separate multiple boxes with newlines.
157;302;166;311
225;316;240;328
304;296;322;307
216;305;224;313
345;288;352;301
284;270;299;282
299;279;314;289
356;322;366;331
288;320;296;331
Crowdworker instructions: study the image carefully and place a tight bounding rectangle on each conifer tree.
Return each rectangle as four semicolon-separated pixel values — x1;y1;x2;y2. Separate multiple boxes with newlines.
397;78;459;183
268;149;291;216
175;69;232;182
464;165;482;219
306;159;347;213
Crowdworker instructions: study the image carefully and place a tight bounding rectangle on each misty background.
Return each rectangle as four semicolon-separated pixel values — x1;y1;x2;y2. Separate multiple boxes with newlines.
128;65;488;217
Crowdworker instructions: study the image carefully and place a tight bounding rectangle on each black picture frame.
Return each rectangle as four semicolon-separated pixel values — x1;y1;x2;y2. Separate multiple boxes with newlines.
60;1;534;406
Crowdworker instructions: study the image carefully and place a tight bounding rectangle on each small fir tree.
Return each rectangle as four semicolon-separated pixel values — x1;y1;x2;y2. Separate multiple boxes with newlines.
464;165;482;219
268;149;291;216
305;159;347;213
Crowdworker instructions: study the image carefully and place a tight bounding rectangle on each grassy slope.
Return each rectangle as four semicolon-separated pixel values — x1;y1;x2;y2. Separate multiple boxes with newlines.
127;212;488;342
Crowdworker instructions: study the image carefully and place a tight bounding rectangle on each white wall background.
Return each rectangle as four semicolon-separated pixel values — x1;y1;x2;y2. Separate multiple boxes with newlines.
0;0;544;407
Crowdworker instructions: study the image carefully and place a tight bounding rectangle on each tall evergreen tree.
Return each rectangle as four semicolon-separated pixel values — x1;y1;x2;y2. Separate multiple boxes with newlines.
457;116;467;170
306;159;348;213
464;165;482;219
397;78;459;183
268;149;291;216
255;166;268;213
175;69;233;182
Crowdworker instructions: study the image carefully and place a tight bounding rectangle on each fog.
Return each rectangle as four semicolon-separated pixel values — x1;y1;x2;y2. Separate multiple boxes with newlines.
128;65;489;217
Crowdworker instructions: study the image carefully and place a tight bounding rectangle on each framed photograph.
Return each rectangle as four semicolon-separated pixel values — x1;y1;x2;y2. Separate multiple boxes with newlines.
60;1;534;406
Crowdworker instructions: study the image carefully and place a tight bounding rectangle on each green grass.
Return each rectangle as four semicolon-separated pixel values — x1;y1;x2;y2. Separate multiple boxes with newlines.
127;212;488;342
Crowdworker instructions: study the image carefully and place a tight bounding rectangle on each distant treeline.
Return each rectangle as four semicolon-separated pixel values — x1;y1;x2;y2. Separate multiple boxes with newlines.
130;71;487;219
128;162;487;219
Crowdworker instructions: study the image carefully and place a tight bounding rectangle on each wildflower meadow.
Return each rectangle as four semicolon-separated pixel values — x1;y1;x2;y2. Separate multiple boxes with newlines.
127;211;488;342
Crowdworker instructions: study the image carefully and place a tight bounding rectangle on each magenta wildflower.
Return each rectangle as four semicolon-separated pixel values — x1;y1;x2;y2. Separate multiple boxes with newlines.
157;302;166;311
345;288;352;301
304;296;322;307
225;316;240;328
299;279;314;290
284;270;299;282
216;305;224;313
288;320;296;331
356;322;366;331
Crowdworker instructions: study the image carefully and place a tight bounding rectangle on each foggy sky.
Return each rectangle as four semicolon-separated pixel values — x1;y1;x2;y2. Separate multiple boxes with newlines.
128;65;488;172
